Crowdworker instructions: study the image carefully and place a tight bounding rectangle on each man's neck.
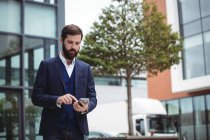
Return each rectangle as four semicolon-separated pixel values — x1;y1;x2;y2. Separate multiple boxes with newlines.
66;59;72;66
61;52;72;66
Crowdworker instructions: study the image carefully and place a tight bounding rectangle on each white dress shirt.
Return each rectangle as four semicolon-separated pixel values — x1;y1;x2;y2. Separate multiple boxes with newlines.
59;52;75;78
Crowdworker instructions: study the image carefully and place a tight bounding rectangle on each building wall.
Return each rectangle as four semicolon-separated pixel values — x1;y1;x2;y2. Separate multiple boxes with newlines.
146;0;166;16
146;0;210;101
147;0;210;139
148;70;187;100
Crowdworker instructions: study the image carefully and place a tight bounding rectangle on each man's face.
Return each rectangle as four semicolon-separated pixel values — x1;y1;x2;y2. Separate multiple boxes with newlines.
61;34;81;60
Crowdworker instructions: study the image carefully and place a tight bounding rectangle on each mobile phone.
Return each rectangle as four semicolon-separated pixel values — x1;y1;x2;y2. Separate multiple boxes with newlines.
78;98;89;106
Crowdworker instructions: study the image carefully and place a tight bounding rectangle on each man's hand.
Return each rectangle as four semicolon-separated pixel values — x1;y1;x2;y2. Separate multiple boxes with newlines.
56;94;77;106
73;101;89;113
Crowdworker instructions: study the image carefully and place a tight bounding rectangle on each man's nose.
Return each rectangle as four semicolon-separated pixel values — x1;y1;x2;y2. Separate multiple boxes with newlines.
71;43;77;48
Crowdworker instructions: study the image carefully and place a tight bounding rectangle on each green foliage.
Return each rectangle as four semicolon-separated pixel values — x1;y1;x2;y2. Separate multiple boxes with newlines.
79;0;183;77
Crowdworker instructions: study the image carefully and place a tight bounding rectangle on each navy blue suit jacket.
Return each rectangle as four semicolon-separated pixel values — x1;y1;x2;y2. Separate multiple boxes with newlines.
31;56;97;135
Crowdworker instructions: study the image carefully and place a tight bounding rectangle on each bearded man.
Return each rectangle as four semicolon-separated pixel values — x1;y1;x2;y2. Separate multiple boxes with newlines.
31;24;97;140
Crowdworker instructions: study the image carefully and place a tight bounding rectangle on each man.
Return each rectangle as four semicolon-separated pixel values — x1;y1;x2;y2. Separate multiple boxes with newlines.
31;24;97;140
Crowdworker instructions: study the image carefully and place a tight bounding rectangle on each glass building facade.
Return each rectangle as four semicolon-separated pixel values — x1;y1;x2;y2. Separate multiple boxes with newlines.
178;0;210;79
0;0;65;139
164;94;210;140
165;0;210;139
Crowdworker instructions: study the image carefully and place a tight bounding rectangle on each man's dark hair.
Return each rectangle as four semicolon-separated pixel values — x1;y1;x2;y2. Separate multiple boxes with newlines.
61;24;83;41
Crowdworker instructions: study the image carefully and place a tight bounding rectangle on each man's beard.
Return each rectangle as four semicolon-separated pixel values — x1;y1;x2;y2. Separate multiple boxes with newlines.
62;43;79;60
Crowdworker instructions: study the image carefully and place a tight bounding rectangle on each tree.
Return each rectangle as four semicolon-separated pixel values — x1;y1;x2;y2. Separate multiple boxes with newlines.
79;0;183;136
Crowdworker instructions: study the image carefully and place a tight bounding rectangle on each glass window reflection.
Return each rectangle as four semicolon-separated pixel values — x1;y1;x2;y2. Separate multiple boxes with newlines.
206;95;210;139
179;0;210;79
25;3;56;38
0;34;20;60
24;90;42;140
167;100;179;115
180;98;194;140
204;32;210;74
0;92;19;140
183;35;205;79
0;34;20;86
202;16;210;31
0;60;6;85
24;53;29;87
24;48;44;87
181;21;201;37
200;0;210;17
25;37;44;50
45;40;56;59
178;0;200;24
34;48;44;70
167;100;180;134
202;17;210;32
0;0;21;33
193;96;207;140
24;37;44;86
11;55;20;86
26;0;56;4
50;44;56;58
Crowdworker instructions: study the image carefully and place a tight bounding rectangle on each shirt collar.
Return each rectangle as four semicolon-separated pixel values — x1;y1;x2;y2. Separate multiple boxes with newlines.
59;52;75;67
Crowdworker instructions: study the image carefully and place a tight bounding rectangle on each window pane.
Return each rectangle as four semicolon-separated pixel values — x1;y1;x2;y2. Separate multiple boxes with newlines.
204;31;210;74
0;92;19;140
204;32;210;74
183;35;205;79
193;96;207;140
178;0;200;24
206;95;210;139
131;79;147;88
0;34;20;60
50;44;55;58
0;0;21;33
25;3;56;38
26;0;56;4
180;98;194;140
200;0;210;17
24;53;29;87
0;34;20;86
34;48;44;70
11;55;20;86
24;37;44;87
95;77;122;86
202;17;210;32
180;21;201;37
0;59;5;85
167;100;179;115
167;100;180;134
24;90;42;140
25;37;44;50
45;40;56;59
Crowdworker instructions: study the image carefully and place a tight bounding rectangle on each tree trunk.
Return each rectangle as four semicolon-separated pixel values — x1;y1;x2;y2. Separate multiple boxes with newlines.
126;75;134;136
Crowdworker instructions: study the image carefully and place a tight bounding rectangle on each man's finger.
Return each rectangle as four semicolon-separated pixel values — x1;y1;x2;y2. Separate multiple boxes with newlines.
69;94;78;102
65;94;73;104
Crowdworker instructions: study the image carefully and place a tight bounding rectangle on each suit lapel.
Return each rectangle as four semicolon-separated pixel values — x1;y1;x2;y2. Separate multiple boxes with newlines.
54;56;65;90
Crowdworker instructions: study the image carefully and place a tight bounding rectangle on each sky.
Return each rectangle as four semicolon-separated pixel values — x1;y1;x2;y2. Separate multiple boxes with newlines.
65;0;112;36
